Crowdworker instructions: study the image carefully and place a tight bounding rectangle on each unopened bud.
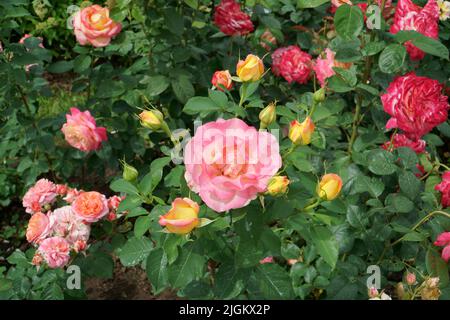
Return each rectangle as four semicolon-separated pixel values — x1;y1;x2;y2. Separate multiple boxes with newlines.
259;102;276;128
313;88;325;103
121;161;138;182
406;272;416;286
266;176;290;196
139;109;164;131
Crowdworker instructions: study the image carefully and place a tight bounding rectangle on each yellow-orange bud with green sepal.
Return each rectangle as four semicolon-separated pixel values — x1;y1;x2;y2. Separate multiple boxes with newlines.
259;102;277;128
236;54;264;82
316;173;343;201
288;117;315;145
158;198;200;234
266;176;290;196
139;109;164;131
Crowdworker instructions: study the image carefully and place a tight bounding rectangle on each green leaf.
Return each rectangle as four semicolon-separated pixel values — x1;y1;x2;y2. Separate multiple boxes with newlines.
0;278;13;292
118;237;153;267
164;166;185;187
334;5;364;40
426;248;449;287
399;171;421;200
110;178;139;195
134;215;151;238
346;204;369;229
144;75;170;96
183;96;221;115
310;226;339;269
171;74;195;103
184;0;198;9
393;31;449;60
146;248;169;294
378;44;406;74
47;61;73;74
367;149;397;175
255;264;295;299
168;243;205;288
73;55;92;73
297;0;330;8
164;9;184;35
353;175;384;197
213;262;249;299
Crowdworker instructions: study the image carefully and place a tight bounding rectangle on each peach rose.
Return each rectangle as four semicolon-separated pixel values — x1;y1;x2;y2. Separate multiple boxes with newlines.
184;118;282;212
72;5;122;47
26;212;51;244
159;198;200;234
61;107;107;152
38;236;71;269
71;191;109;223
211;70;233;91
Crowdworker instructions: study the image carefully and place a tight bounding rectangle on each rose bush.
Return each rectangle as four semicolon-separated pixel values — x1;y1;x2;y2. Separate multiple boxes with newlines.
0;0;450;301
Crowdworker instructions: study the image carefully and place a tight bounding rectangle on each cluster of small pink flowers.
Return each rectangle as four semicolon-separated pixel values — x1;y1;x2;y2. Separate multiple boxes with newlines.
23;179;124;269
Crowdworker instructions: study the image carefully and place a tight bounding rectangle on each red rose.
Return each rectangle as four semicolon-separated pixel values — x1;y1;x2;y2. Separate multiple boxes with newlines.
390;0;439;60
213;0;254;36
381;133;426;154
435;172;450;208
381;72;449;141
271;46;312;84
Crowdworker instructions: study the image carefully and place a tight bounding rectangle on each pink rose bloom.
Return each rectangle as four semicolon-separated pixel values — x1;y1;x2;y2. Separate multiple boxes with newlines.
72;5;122;47
38;237;71;268
184;118;282;212
107;195;123;210
71;191;109;223
381;133;426;154
313;48;352;87
213;0;254;36
259;256;274;264
435;172;450;208
390;0;439;60
48;206;90;244
381;72;449;141
64;188;83;204
26;212;51;244
433;231;450;262
272;46;312;84
73;240;87;253
22;179;58;214
61;107;107;152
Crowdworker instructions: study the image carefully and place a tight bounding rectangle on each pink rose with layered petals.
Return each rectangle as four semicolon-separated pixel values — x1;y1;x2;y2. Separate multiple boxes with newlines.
61;107;107;152
213;0;254;36
184;118;282;212
26;212;51;244
38;236;71;268
433;232;450;262
381;72;449;141
272;46;312;84
313;48;352;87
390;0;439;60
63;188;83;203
72;5;122;47
48;206;90;244
435;171;450;208
22;178;58;214
381;133;426;154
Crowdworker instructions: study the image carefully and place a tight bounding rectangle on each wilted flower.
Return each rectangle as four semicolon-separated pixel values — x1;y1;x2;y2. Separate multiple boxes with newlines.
437;0;450;20
421;277;441;300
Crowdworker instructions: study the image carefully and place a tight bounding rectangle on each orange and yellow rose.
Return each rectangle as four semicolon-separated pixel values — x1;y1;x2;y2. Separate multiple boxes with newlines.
159;198;200;234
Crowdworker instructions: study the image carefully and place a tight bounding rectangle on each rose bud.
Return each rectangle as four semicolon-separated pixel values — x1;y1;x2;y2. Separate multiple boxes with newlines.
260;29;277;50
121;161;138;182
313;88;326;103
317;174;343;201
236;54;264;82
211;70;233;91
406;272;416;285
259;102;277;128
266;176;290;196
159;198;200;234
139;109;165;131
368;286;379;298
288;117;315;145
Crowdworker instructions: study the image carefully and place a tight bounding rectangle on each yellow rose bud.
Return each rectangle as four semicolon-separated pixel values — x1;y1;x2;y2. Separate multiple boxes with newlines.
317;173;343;201
288;117;315;145
159;198;200;234
259;102;276;127
139;109;164;131
236;54;264;82
266;176;290;196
